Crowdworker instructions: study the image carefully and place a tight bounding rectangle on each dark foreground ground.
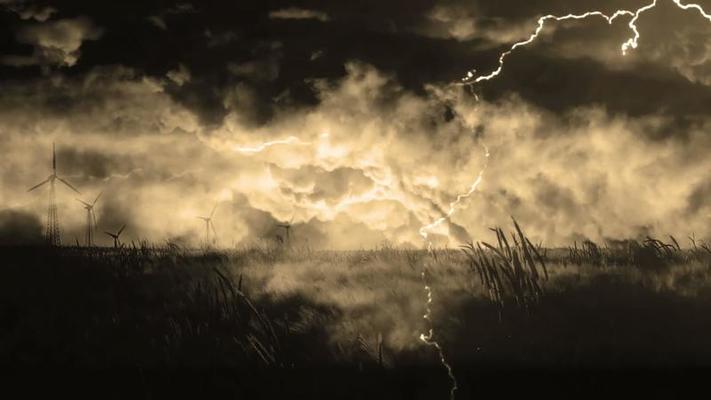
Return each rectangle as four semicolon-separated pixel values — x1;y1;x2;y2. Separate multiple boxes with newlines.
7;366;711;399
2;236;711;399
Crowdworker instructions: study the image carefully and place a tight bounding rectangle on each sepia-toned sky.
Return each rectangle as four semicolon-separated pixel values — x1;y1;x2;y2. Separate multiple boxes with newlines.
0;0;710;248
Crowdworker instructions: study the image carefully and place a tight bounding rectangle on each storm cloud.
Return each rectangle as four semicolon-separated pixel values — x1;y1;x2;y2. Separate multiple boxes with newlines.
0;209;43;245
0;0;709;248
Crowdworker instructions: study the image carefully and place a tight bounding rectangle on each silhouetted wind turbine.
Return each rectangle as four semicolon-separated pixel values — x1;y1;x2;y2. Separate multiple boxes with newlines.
27;142;80;246
197;204;218;246
77;191;102;247
104;224;126;248
277;217;294;244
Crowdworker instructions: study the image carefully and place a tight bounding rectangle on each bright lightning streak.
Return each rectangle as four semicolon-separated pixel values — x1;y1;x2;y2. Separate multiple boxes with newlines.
231;136;309;154
418;144;490;248
462;0;711;85
443;2;711;398
621;0;659;55
416;142;489;400
461;8;640;84
239;2;710;398
673;0;711;20
419;275;458;400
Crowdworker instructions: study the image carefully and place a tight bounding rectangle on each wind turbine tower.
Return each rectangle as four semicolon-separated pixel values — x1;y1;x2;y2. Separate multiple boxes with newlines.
277;217;294;244
27;142;80;246
104;224;126;248
197;204;218;246
77;191;102;247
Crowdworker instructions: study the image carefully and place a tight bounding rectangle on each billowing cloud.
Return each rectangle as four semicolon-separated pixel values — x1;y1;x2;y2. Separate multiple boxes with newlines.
1;55;710;249
3;16;103;67
420;3;544;43
1;1;57;22
269;8;330;22
0;1;710;249
147;2;196;30
201;62;711;246
450;94;711;244
167;64;191;86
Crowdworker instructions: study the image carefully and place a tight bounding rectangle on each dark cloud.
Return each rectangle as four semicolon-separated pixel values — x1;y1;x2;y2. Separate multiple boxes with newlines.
57;148;136;180
2;16;102;67
270;165;374;205
2;2;57;22
0;0;704;124
475;49;711;118
147;1;196;30
0;0;710;248
0;209;43;245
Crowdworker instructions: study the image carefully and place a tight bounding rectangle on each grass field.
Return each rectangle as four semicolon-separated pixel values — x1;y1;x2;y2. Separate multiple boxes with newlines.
2;225;711;398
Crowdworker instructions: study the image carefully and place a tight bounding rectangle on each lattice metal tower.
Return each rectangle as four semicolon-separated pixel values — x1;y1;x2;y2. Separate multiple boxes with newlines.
46;180;61;246
28;143;80;247
77;192;101;247
83;208;92;246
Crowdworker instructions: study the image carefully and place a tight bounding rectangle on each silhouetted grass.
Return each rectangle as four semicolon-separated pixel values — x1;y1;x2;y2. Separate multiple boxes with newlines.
2;225;711;398
460;219;548;312
565;235;711;270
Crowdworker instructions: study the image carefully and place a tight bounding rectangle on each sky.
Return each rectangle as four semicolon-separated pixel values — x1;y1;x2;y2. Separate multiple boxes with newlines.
0;0;710;248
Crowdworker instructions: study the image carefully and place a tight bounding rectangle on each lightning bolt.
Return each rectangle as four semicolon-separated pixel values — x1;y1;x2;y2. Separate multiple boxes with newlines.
419;277;459;400
230;136;310;154
196;129;313;158
461;0;711;85
418;3;711;398
418;144;490;248
416;142;489;400
672;0;711;20
198;5;711;396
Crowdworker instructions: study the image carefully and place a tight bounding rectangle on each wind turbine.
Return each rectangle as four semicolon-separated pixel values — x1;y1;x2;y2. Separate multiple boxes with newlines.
27;142;80;246
197;204;218;246
277;217;294;244
76;191;102;247
104;224;126;248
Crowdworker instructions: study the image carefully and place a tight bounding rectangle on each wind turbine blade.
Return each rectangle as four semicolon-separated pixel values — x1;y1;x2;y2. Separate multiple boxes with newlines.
76;198;91;207
27;178;50;192
92;211;97;228
92;191;103;206
211;221;217;237
104;231;115;238
210;204;218;218
57;177;80;194
117;224;126;236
